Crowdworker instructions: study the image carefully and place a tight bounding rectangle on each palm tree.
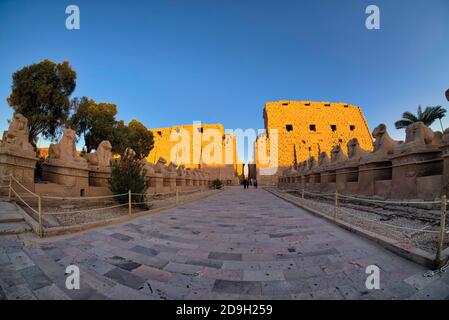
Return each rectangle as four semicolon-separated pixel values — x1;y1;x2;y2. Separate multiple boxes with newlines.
394;105;447;131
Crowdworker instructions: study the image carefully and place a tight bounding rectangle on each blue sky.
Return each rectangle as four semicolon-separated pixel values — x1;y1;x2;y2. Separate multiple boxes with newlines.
1;0;449;162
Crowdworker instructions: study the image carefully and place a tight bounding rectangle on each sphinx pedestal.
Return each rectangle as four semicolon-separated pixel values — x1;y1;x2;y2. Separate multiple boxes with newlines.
357;160;392;197
309;171;321;192
0;148;37;192
176;176;186;189
336;165;359;194
42;159;89;196
146;173;163;194
390;149;442;200
164;173;177;193
88;165;111;187
320;169;336;193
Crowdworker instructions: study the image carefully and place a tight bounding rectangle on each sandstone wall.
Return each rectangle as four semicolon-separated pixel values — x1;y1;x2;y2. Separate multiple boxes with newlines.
147;123;239;183
256;101;373;184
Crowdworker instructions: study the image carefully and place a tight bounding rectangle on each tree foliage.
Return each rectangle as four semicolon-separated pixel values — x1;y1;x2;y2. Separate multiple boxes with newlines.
69;97;118;152
109;152;149;205
394;105;447;129
69;100;153;158
126;120;154;160
7;59;76;144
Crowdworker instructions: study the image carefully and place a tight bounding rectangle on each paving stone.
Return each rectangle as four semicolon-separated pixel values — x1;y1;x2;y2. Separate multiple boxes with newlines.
80;256;115;275
261;280;311;296
208;251;242;261
163;262;204;275
3;284;36;300
409;281;449;300
105;256;141;271
283;266;324;280
243;270;285;281
213;280;262;295
7;251;35;270
20;265;51;291
404;272;439;290
132;265;172;282
130;245;159;257
0;286;5;300
110;233;134;241
33;284;70;300
104;267;146;290
0;188;445;299
185;258;223;269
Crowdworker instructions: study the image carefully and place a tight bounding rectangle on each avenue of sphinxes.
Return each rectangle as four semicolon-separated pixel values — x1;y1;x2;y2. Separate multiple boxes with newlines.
0;114;216;197
279;120;449;201
147;123;242;185
2;100;449;201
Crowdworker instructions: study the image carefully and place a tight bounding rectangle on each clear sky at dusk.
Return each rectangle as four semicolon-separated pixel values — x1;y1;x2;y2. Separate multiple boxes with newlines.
1;0;449;162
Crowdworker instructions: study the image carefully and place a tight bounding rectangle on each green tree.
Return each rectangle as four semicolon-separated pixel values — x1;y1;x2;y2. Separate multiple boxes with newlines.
394;105;447;131
109;152;149;207
69;97;118;152
7;59;77;144
126;120;154;160
111;120;131;156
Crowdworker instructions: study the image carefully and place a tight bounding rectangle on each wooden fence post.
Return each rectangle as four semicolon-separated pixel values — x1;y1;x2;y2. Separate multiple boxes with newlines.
333;190;339;222
38;195;43;237
128;190;132;216
301;186;305;204
8;174;12;201
436;195;447;267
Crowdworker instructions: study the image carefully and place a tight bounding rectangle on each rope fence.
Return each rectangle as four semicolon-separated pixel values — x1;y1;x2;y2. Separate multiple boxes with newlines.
1;174;210;238
277;185;448;266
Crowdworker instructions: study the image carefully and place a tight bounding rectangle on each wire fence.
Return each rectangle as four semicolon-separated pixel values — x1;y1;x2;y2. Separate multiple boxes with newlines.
274;185;448;266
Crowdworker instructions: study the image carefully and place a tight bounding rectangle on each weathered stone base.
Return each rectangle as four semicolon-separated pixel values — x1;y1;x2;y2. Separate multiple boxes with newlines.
0;148;37;192
390;150;442;200
320;170;336;193
336;166;358;194
42;161;89;197
358;160;392;196
88;166;111;187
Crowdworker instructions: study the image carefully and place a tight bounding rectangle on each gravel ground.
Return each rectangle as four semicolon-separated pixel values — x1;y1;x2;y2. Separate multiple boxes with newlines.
269;188;448;255
19;189;220;227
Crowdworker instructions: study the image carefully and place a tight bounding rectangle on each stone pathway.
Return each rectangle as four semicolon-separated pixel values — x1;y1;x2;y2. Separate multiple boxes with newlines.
1;187;448;300
0;200;31;236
